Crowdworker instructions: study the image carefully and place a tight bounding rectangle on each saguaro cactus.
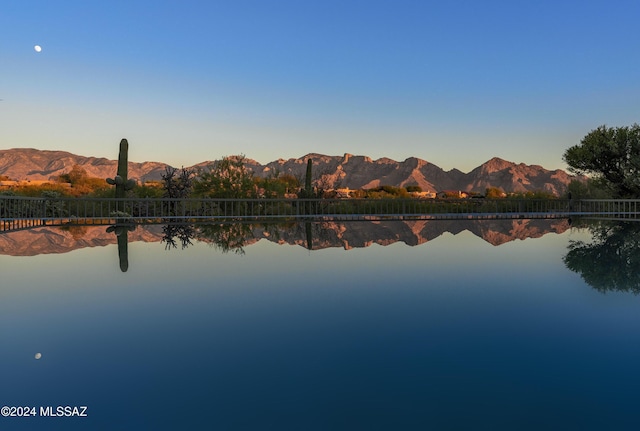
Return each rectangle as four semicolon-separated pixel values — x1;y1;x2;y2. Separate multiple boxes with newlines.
305;158;313;196
106;138;136;198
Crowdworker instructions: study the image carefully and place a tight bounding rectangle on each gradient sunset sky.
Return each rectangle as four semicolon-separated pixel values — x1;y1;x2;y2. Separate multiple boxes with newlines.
2;0;639;172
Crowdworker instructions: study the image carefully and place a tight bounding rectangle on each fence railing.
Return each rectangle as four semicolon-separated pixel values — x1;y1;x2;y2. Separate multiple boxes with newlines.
2;196;640;229
568;199;640;217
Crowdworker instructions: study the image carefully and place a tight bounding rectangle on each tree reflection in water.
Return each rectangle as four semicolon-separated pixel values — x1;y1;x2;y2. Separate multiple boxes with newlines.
564;221;640;294
196;223;254;255
162;222;263;255
160;221;333;255
161;224;195;250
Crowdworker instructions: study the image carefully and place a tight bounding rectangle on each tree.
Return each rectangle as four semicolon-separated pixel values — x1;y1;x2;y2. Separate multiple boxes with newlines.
193;155;256;198
58;164;88;185
565;178;610;199
256;172;300;198
563;124;640;198
68;165;88;184
485;187;505;198
162;166;194;199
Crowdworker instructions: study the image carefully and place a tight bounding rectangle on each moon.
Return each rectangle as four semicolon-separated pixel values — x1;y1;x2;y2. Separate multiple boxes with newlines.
34;45;42;53
35;353;42;360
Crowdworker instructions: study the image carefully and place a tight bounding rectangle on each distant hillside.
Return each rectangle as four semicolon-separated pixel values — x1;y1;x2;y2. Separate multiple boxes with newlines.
0;148;577;195
0;148;170;183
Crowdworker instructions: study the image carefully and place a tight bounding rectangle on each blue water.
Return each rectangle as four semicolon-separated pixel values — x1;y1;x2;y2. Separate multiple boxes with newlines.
1;222;639;430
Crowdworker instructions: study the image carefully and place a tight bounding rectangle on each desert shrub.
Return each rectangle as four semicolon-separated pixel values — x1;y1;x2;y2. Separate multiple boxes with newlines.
508;190;557;199
485;187;506;198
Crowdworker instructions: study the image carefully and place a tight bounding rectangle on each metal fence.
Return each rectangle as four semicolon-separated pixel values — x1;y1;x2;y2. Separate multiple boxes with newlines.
570;199;640;219
2;196;640;230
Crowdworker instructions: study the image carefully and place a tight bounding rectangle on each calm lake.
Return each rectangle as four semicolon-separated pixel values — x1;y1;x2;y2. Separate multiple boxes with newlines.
1;219;639;430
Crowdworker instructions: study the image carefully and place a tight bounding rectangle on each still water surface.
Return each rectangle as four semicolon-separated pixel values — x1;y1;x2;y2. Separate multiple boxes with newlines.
1;220;639;430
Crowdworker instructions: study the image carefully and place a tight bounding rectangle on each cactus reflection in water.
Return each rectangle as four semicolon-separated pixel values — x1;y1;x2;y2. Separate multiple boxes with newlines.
107;224;136;272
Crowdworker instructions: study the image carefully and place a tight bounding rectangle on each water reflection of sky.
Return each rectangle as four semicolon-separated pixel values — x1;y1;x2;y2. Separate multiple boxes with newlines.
1;223;639;430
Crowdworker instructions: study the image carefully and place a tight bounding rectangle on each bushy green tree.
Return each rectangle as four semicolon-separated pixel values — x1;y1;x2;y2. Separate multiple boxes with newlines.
58;165;86;184
68;165;88;184
563;124;640;198
193;155;256;198
565;178;610;199
256;171;300;197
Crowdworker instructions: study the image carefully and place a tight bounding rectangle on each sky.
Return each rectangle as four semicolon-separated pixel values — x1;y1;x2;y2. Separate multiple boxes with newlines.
1;0;639;172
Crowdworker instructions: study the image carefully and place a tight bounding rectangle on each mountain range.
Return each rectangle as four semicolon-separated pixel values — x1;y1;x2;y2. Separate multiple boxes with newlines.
0;148;577;195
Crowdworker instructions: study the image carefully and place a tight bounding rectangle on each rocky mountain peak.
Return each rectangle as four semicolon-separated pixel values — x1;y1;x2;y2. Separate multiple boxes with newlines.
0;148;577;195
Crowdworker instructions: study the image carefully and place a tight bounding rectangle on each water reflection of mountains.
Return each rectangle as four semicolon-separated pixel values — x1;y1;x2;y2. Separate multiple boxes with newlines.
0;219;570;256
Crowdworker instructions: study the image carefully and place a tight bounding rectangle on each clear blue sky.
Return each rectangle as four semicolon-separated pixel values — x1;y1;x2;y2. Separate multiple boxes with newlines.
2;0;639;172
